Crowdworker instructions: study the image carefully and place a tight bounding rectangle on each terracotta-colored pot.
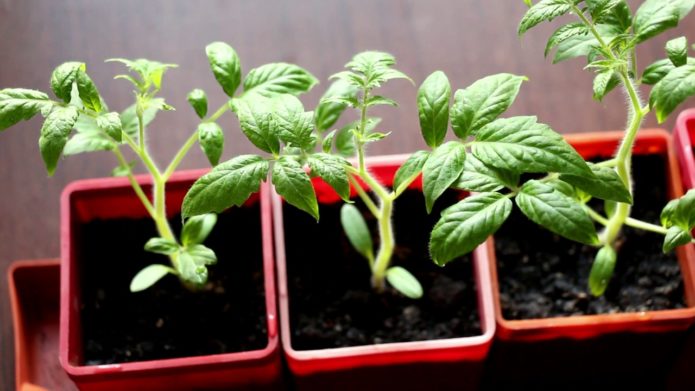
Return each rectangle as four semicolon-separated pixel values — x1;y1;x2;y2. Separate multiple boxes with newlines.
9;259;77;391
58;171;281;391
481;129;695;387
273;154;495;390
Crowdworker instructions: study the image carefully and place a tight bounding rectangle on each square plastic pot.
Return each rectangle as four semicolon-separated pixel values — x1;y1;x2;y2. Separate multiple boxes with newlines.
674;108;695;190
272;154;495;390
59;170;280;391
481;129;695;388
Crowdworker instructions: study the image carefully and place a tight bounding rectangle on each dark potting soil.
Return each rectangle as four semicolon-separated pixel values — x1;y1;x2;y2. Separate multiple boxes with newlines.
496;154;685;320
285;189;482;350
78;204;267;365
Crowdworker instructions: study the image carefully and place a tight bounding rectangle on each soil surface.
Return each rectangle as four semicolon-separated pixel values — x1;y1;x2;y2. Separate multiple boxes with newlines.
285;189;482;350
78;204;267;365
496;154;685;320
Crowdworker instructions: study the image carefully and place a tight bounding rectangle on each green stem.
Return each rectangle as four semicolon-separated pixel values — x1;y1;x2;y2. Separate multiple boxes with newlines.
371;196;394;291
164;131;198;180
349;174;380;217
585;206;609;226
112;147;156;217
624;217;667;235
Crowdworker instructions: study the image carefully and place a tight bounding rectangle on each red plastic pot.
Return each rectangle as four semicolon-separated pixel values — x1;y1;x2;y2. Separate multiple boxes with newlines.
273;154;495;390
9;259;77;391
482;129;695;387
674;108;695;190
58;170;280;391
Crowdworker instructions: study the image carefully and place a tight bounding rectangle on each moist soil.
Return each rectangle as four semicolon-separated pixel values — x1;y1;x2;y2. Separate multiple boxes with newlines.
496;154;685;320
285;189;482;351
78;204;267;365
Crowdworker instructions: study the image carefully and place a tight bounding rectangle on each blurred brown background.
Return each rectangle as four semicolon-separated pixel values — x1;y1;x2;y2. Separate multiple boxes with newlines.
1;0;694;388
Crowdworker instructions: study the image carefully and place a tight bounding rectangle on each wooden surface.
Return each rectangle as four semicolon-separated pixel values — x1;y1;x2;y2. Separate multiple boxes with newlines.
1;0;694;389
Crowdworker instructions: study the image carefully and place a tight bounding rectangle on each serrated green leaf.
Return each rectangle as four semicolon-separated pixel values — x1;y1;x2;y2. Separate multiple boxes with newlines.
273;156;319;220
553;24;618;63
423;141;467;213
230;95;280;154
206;42;242;97
650;63;695;123
76;71;102;113
144;237;179;255
586;0;623;20
386;267;423;299
472;116;592;177
451;74;526;138
346;51;396;74
663;226;693;252
667;36;689;67
545;23;589;57
516;180;599;245
182;154;269;218
63;131;115;155
50;62;85;102
198;122;224;166
546;178;577;198
107;58;177;90
0;88;52;131
642;58;695;85
393;150;429;196
181;213;217;246
340;203;373;260
634;0;695;43
96;112;122;142
363;131;390;143
365;95;398;107
417;71;451;147
322;129;337;153
592;70;621;101
187;89;208;119
308;153;350;200
336;123;357;157
430;192;512;266
453;154;519;192
589;245;617;296
244;63;318;97
272;94;315;149
560;164;632;203
39;105;79;175
315;80;357;132
518;0;575;35
130;264;176;292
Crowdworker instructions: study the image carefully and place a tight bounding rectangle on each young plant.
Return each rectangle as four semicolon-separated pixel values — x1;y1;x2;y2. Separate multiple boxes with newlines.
0;42;317;292
406;0;695;297
182;51;425;298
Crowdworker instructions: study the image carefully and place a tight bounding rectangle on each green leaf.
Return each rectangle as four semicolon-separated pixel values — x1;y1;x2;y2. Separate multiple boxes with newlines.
634;0;695;43
340;204;373;260
182;154;269;218
181;213;217;246
589;245;617;296
393;150;430;196
560;163;632;203
661;189;695;228
586;0;623;21
177;251;208;287
120;99;162;140
518;0;575;35
112;160;136;176
453;154;519;192
63;131;115;155
108;58;177;90
272;94;315;150
545;23;589;57
144;237;179;255
450;74;526;138
96;112;123;142
185;244;218;265
130;264;176;292
472;116;592;177
205;42;242;97
516;180;599;245
198;122;224;166
187;89;208;119
642;58;695;85
230;95;280;154
365;95;398;107
423;141;467;213
592;70;621;101
322;129;337;153
39;105;79;175
386;267;423;299
667;36;689;67
50;62;85;102
650;63;695;123
336;122;357;157
0;88;52;131
663;226;693;252
430;192;512;266
553;24;618;63
363;131;390;143
244;63;318;97
417;71;451;147
308;153;350;201
345;51;396;74
315;80;357;131
272;156;319;220
76;71;102;113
